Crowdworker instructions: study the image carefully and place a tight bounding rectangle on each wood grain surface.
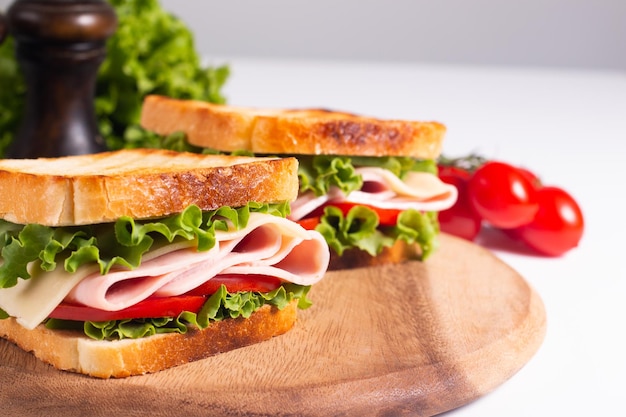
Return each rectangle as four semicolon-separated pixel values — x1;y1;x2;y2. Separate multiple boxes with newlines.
0;234;546;417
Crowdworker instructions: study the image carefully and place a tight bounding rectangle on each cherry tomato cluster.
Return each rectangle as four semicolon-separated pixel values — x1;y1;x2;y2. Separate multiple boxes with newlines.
437;156;584;257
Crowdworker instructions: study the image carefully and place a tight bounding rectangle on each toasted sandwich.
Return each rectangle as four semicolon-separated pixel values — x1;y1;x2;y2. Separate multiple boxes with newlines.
140;95;457;269
0;148;330;378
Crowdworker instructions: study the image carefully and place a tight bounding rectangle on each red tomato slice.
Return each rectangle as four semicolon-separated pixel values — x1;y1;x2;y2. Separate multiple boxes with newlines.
48;275;283;322
185;274;282;296
296;217;321;230
49;295;207;322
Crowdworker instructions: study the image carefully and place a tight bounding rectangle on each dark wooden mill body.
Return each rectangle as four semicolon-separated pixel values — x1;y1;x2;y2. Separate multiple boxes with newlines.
0;0;117;158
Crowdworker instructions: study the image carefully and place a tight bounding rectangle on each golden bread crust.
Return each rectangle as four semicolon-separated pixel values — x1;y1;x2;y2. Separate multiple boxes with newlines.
0;301;298;378
0;149;299;226
140;95;446;159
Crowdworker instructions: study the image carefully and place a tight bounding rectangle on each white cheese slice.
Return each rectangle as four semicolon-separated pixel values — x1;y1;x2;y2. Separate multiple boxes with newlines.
355;167;453;200
0;263;98;330
0;241;196;330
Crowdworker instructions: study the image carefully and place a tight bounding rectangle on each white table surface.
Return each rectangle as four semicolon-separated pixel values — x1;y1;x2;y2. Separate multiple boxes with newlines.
216;57;626;416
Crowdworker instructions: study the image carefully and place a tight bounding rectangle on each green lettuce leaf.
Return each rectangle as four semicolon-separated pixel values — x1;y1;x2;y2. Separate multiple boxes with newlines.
98;0;230;150
389;210;440;259
315;205;439;259
0;36;25;157
296;155;437;197
349;155;438;177
316;205;394;256
125;129;205;153
0;202;289;289
298;155;363;197
45;284;311;340
0;224;56;288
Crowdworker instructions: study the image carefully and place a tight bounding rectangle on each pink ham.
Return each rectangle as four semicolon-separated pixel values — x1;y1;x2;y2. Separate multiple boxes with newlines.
288;167;458;221
65;213;330;312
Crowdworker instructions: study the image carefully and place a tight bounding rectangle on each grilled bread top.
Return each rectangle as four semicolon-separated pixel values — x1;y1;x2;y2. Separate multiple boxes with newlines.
0;148;298;226
140;95;446;160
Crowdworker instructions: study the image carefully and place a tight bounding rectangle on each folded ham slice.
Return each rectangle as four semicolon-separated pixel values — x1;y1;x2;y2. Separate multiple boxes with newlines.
288;167;458;221
65;213;329;312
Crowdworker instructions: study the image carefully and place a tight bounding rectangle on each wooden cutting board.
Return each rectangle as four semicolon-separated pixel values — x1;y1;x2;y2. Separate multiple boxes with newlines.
0;234;546;417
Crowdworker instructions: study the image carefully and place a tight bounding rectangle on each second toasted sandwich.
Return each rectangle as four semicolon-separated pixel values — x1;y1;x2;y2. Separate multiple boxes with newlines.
140;95;457;268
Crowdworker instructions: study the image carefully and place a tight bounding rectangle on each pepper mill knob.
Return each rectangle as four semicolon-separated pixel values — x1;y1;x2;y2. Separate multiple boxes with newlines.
5;0;117;158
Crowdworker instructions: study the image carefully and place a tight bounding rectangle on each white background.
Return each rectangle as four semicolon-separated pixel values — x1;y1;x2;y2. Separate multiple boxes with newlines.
158;0;626;72
1;0;625;71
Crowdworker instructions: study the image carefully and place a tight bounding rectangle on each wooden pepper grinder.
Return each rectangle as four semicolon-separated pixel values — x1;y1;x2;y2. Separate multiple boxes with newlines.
2;0;117;158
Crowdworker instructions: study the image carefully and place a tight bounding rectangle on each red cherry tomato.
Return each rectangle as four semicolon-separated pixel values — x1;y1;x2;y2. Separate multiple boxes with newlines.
468;161;539;229
437;167;482;241
516;166;542;189
513;186;584;256
438;165;472;180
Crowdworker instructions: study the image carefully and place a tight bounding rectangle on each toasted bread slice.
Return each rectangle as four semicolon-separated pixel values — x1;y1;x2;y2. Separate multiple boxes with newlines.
0;301;297;378
140;95;446;159
0;148;298;226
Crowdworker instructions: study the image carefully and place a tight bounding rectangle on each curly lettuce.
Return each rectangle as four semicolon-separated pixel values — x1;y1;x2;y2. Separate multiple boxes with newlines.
298;156;363;197
0;202;289;289
0;35;24;157
98;0;230;150
316;205;392;256
296;155;437;196
392;210;440;259
316;205;439;259
350;155;438;177
45;283;311;341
